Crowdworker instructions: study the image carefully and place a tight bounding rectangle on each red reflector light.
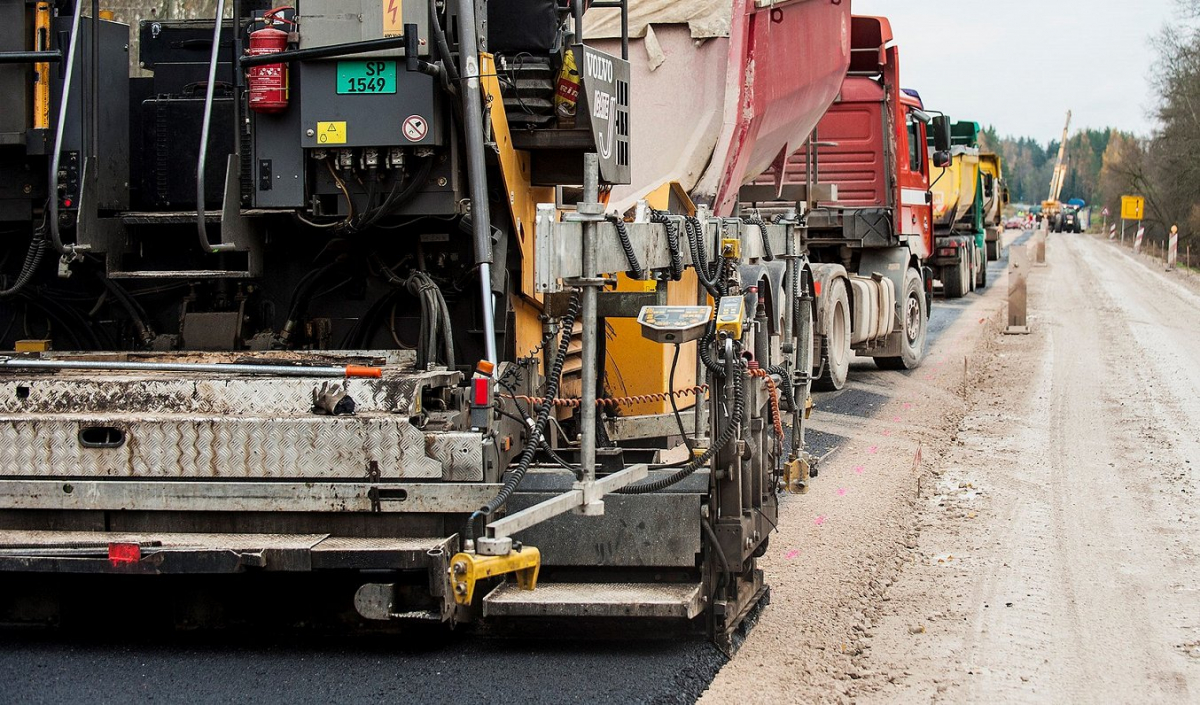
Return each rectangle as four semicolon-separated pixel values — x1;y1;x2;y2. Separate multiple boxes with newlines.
813;280;822;297
472;377;490;406
63;199;73;208
108;542;141;564
937;248;956;257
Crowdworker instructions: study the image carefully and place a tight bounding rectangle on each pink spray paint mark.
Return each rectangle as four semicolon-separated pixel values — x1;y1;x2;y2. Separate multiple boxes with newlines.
837;488;847;496
786;549;800;560
854;465;864;474
903;403;913;410
893;416;902;423
814;516;826;526
882;430;892;437
868;445;879;454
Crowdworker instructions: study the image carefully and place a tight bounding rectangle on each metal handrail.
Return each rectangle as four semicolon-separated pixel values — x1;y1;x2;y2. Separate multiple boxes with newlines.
48;1;84;256
0;50;62;64
196;0;233;254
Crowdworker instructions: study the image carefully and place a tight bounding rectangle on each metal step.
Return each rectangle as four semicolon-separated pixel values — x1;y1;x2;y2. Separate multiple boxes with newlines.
483;581;704;619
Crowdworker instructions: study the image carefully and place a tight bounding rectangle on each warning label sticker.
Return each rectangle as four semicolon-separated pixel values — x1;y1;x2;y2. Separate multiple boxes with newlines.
316;121;347;145
402;115;428;142
382;0;403;37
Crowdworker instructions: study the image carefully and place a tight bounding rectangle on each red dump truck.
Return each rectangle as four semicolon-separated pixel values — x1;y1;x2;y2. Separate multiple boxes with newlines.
745;15;951;390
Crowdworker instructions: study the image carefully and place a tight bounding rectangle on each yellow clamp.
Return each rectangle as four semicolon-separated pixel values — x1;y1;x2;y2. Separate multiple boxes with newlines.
784;457;811;494
720;237;741;260
448;546;541;605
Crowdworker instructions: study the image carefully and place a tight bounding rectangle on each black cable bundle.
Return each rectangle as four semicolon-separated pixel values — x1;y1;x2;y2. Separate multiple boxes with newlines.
464;289;582;541
620;359;745;495
650;210;684;281
606;214;645;280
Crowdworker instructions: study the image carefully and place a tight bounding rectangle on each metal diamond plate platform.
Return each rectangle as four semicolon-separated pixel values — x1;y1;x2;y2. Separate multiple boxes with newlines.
483;581;705;619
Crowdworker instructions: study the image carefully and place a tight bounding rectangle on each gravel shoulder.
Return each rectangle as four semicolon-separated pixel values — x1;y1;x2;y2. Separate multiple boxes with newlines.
846;232;1200;703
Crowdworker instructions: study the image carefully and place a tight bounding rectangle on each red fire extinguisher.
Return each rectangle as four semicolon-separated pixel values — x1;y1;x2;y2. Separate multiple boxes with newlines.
247;6;294;114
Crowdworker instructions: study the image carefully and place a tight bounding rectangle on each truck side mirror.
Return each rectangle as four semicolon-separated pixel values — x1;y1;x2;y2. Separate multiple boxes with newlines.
933;150;951;168
1003;187;1011;205
932;115;952;153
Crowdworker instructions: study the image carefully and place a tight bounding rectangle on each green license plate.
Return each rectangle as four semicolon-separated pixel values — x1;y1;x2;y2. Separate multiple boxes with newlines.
337;60;397;95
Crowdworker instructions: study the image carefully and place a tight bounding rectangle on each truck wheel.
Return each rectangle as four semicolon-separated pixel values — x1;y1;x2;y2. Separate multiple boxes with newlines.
943;251;967;299
876;268;927;371
986;239;999;261
976;250;988;289
813;280;850;391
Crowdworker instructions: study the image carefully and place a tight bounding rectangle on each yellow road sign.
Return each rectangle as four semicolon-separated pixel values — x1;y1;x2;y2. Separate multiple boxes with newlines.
1121;195;1145;220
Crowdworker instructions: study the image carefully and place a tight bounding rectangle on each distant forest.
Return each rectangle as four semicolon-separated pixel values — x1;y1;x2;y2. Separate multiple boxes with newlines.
978;126;1120;210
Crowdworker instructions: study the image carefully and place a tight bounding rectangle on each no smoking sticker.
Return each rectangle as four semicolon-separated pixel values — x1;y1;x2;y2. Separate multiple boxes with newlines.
403;115;428;142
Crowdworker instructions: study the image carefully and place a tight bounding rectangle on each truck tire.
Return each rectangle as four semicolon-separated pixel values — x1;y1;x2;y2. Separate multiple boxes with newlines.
876;268;927;371
967;243;977;293
986;238;1000;261
943;250;967;299
813;279;851;391
976;249;988;289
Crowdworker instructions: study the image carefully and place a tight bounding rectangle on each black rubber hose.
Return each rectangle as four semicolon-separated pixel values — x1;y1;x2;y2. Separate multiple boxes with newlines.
464;290;581;541
684;216;723;299
606;214;645;280
743;215;774;261
651;210;684;281
698;326;724;375
98;276;156;347
620;361;744;495
0;234;47;299
428;0;460;84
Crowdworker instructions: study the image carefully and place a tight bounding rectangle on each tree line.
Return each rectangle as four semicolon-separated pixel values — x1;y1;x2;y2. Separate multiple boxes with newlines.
980;2;1200;249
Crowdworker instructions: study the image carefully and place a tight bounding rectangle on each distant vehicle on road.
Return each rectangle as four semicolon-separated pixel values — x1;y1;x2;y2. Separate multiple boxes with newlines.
1059;206;1083;233
1005;216;1025;230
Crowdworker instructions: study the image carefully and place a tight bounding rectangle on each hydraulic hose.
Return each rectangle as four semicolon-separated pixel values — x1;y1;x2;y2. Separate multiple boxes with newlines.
651;210;684;281
684;216;723;299
620;359;744;495
464;290;581;542
606;214;645;280
428;0;460;85
0;233;47;299
743;215;774;261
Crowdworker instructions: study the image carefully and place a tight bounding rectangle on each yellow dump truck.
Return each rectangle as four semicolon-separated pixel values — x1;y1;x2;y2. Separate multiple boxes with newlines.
928;121;985;298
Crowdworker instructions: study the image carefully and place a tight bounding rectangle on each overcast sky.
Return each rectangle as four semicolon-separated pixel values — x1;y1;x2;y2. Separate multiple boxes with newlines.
854;0;1177;143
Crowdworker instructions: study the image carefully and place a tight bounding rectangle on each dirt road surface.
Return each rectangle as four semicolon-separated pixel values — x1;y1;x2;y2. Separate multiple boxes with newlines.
704;230;1200;703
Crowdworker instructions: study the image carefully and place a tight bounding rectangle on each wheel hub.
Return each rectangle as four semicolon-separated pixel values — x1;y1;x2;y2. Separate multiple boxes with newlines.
905;295;921;344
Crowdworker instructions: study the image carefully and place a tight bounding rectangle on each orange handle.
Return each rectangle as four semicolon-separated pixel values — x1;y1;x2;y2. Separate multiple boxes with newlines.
345;365;383;378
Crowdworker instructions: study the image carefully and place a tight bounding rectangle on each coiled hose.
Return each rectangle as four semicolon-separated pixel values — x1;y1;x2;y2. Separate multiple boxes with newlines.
464;290;581;542
606;214;645;280
684;215;724;299
0;233;47;300
743;215;774;261
650;210;684;281
619;360;744;495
